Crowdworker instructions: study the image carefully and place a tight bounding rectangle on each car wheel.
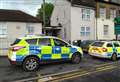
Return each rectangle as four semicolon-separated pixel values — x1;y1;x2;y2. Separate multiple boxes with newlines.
22;57;39;71
71;53;81;64
111;53;117;61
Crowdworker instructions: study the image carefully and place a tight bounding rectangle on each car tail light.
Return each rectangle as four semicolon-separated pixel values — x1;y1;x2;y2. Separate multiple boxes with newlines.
12;46;25;51
102;48;107;52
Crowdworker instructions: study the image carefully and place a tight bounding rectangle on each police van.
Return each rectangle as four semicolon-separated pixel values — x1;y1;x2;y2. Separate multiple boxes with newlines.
89;41;120;61
8;35;83;71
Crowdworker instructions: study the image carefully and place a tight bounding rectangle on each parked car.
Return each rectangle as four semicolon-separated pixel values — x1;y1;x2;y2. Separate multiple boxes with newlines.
81;40;95;52
72;40;81;47
89;41;120;61
8;35;83;71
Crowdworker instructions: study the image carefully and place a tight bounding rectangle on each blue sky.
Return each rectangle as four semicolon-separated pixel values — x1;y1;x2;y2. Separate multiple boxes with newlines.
0;0;52;16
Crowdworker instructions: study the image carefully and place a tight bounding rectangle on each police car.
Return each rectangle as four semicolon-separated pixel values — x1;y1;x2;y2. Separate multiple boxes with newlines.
89;41;120;61
8;35;83;71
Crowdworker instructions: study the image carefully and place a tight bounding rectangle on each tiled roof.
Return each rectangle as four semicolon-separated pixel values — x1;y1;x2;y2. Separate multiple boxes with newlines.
0;9;41;23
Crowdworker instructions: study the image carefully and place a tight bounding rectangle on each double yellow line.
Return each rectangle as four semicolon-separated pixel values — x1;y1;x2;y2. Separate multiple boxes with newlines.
38;62;119;82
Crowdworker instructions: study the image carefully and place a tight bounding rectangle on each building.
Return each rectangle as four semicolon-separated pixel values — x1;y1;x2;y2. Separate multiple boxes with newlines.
51;0;71;42
0;9;42;56
51;0;96;43
71;0;96;41
96;0;120;40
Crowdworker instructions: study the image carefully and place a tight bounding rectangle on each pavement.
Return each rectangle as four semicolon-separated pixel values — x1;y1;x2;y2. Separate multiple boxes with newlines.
0;53;119;82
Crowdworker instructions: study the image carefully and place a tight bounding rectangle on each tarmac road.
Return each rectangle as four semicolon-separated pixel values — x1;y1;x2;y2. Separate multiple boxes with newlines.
0;53;116;82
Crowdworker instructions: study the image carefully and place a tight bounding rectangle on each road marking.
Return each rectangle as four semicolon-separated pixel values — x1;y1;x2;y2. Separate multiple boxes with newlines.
48;65;116;82
13;61;120;82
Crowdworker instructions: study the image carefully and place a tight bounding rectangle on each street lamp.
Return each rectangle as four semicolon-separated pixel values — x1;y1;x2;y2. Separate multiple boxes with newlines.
43;0;46;34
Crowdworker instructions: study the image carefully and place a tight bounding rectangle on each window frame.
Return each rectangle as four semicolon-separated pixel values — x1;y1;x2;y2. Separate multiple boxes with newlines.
25;38;38;45
80;27;90;36
38;38;51;46
99;8;106;18
0;22;7;38
53;38;69;47
82;8;91;21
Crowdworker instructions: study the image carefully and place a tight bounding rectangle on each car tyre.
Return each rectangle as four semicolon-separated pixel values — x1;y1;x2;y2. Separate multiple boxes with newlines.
22;57;39;71
111;53;117;61
71;53;81;64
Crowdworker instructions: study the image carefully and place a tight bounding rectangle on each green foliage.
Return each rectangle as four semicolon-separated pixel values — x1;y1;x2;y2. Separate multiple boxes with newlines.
37;3;54;26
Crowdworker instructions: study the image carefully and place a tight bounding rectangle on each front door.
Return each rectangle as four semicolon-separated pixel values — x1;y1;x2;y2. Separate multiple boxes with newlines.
52;39;70;60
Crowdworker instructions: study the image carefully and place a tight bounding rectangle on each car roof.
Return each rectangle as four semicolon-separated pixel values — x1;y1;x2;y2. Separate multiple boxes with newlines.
94;40;119;43
18;35;60;39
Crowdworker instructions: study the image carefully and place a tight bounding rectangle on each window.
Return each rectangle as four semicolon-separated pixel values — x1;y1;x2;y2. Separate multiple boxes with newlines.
107;43;113;47
103;25;109;35
113;42;120;47
11;39;21;46
38;38;51;46
110;9;116;19
80;27;90;36
26;23;34;34
26;39;37;44
82;9;91;21
53;39;68;46
92;42;104;47
99;8;106;18
0;23;7;37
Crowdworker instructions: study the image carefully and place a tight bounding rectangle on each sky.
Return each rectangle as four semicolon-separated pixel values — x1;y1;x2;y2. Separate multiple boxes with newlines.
0;0;52;16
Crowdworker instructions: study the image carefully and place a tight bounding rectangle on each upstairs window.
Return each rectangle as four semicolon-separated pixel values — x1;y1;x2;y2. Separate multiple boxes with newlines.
82;8;91;21
99;8;106;18
110;9;116;19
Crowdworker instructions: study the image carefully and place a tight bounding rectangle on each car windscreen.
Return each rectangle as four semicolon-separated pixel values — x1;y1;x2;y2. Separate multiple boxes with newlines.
91;42;104;47
11;39;21;46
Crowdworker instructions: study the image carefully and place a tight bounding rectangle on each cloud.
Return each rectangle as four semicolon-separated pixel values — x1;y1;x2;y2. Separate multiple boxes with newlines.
0;0;43;16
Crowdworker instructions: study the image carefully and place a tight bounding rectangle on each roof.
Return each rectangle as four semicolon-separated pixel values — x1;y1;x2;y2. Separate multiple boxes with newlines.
0;9;41;23
71;0;96;8
19;35;60;39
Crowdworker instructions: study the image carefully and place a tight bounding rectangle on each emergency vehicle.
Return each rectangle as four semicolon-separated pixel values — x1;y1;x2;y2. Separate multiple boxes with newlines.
8;35;83;71
89;41;120;61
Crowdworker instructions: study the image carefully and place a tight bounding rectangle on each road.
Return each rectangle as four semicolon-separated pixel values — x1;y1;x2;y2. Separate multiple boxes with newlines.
0;53;118;82
63;67;120;82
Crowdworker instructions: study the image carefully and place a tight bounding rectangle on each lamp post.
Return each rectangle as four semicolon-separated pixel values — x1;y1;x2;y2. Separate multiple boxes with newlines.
43;0;46;34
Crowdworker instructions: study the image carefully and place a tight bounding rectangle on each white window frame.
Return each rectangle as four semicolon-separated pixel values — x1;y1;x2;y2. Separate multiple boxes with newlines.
26;23;34;35
110;9;116;19
103;25;109;36
82;8;91;21
0;22;7;38
99;8;106;18
80;27;90;36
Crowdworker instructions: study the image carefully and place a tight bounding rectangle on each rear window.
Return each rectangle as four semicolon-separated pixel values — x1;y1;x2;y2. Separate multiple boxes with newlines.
25;39;37;44
92;42;104;47
11;39;21;45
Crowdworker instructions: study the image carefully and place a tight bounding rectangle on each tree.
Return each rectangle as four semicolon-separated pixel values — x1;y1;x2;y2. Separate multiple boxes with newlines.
37;3;54;26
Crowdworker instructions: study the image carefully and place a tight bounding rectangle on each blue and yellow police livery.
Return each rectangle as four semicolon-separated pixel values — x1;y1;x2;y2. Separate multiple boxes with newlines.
89;41;120;61
8;35;83;71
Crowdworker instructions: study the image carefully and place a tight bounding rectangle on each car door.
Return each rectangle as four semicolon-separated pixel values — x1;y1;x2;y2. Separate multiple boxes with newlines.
38;38;52;60
106;42;113;55
52;38;70;60
113;42;120;56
